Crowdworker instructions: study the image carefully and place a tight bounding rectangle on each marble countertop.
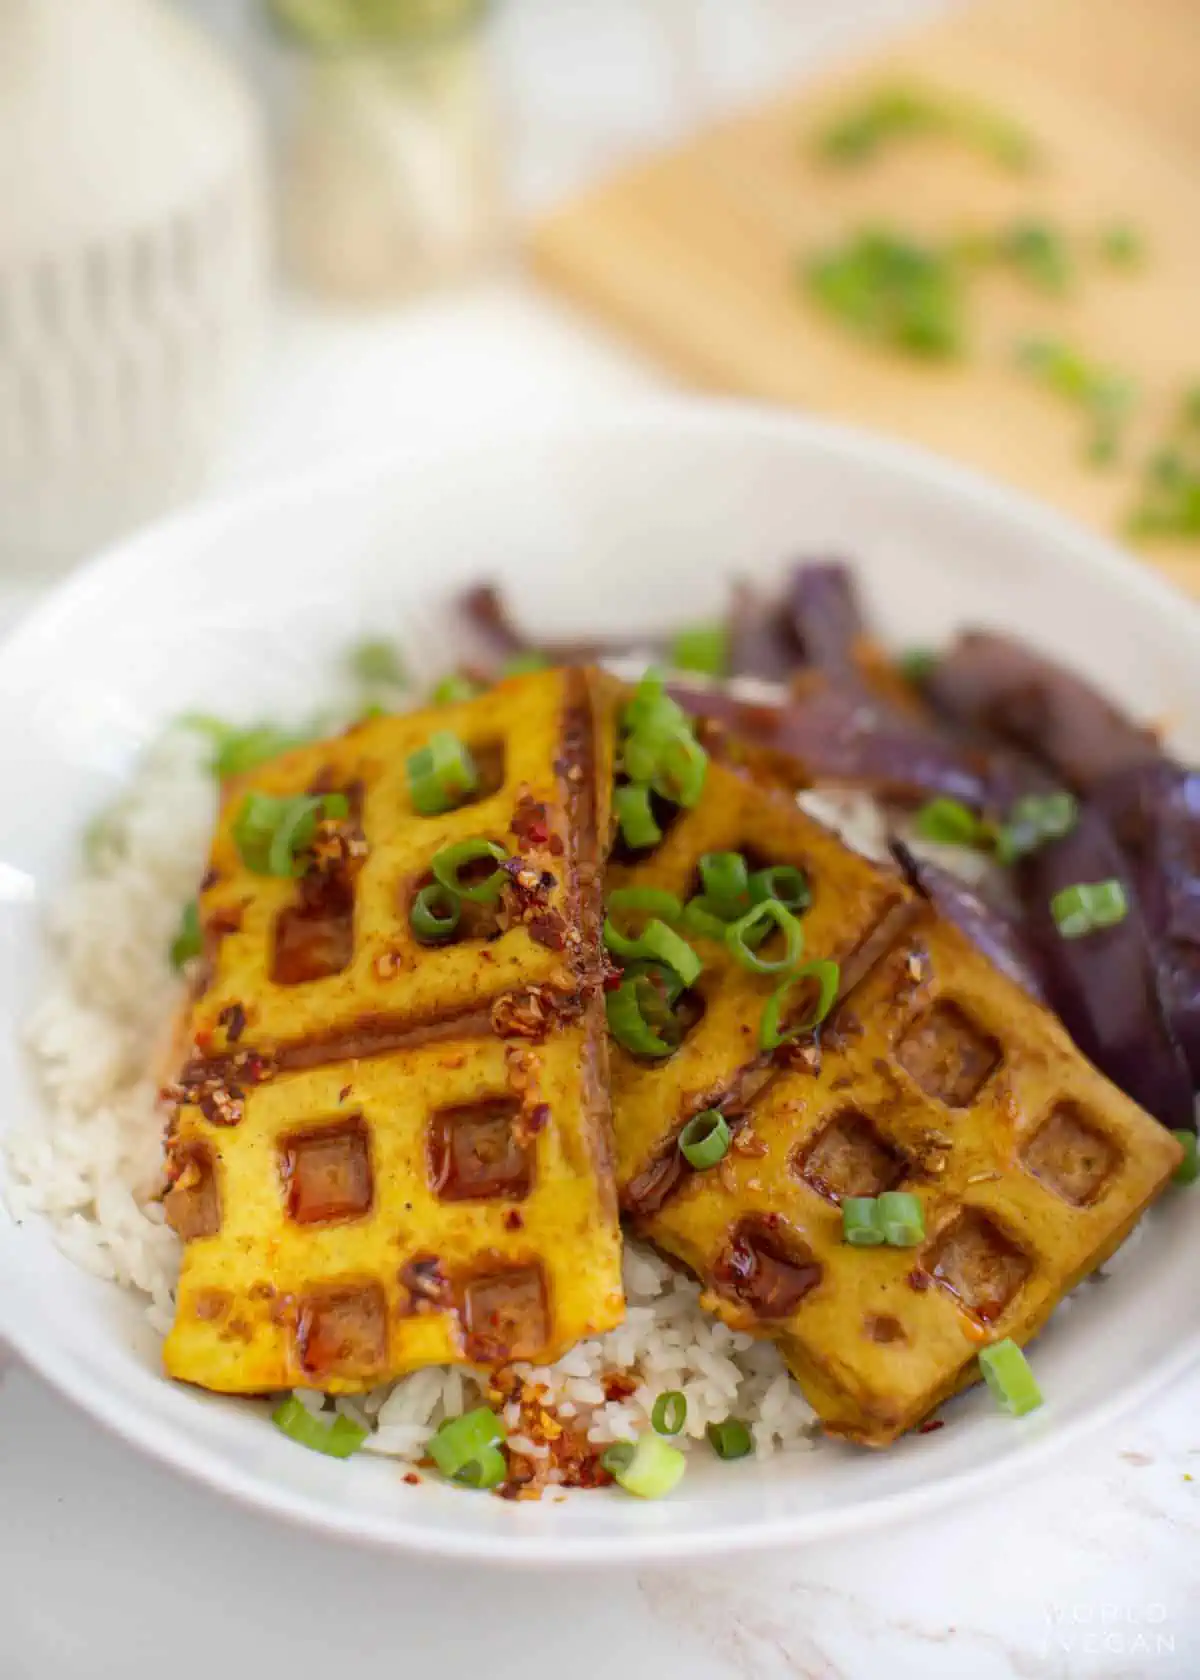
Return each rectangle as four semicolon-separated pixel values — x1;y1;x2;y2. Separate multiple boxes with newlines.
4;3;1199;1672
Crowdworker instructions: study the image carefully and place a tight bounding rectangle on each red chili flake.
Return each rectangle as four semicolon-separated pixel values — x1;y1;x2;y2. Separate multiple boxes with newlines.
200;867;220;892
338;1084;352;1102
907;1269;931;1292
504;1210;524;1232
403;1471;421;1485
918;1418;945;1434
602;970;624;992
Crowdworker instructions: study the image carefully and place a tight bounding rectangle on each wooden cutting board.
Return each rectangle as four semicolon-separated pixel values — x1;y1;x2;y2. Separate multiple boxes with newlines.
531;0;1200;595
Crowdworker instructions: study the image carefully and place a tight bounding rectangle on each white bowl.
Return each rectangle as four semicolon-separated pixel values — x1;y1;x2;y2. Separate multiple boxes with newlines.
1;406;1197;1567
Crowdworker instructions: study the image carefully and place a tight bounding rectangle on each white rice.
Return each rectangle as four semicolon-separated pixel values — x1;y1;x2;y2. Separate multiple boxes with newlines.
8;729;819;1464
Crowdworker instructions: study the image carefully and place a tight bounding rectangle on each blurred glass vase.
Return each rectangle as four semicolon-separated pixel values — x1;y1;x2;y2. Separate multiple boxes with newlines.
0;0;266;575
271;0;504;301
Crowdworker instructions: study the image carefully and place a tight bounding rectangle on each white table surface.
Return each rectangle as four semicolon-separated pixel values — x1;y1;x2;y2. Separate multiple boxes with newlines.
4;5;1199;1675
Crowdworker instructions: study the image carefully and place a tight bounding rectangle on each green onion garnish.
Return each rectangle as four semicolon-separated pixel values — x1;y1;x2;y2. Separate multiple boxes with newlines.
169;900;202;971
651;1391;687;1436
995;791;1078;864
427;1407;507;1484
621;668;685;738
614;784;663;850
747;864;811;913
603;889;700;985
1050;878;1128;939
272;1396;367;1459
410;882;463;944
406;731;481;816
233;792;344;878
699;851;751;920
671;624;728;677
620;669;708;809
876;1190;925;1246
349;639;407;687
725;900;805;975
431;838;508;904
914;797;985;848
500;652;550;678
1171;1130;1199;1186
683;896;737;943
601;1433;686;1499
1017;338;1137;469
813;81;1033;171
706;1418;753;1461
606;974;678;1059
678;1109;731;1170
760;959;840;1050
1098;223;1143;269
899;647;937;684
842;1197;886;1246
804;229;966;359
183;716;307;781
996;219;1072;295
977;1339;1043;1417
430;672;481;705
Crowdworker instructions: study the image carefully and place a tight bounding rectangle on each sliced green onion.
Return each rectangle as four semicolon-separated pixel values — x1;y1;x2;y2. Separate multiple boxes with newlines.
427;1407;506;1480
914;797;985;847
651;729;707;808
671;624;728;677
995;791;1078;864
899;647;937;684
622;960;685;1005
1171;1130;1199;1186
877;1190;925;1246
410;882;463;943
602;1433;686;1498
747;865;811;913
406;731;480;816
603;894;700;986
622;668;686;738
1098;223;1143;269
169;900;202;970
614;784;663;850
638;922;702;987
607;886;684;921
699;851;751;919
760;959;840;1049
606;974;678;1059
725;900;805;975
500;652;550;678
678;1109;731;1170
349;639;407;687
272;1396;367;1459
266;797;324;879
842;1196;885;1246
706;1418;752;1460
183;716;307;781
977;1339;1043;1417
233;792;339;878
430;672;481;705
681;895;734;942
1050;878;1128;939
651;1391;687;1436
431;838;508;904
451;1443;508;1489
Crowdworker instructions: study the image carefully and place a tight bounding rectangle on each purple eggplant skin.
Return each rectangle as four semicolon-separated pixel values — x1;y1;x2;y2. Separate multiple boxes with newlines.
890;839;1047;1004
1093;762;1200;1082
785;561;864;672
1017;805;1195;1131
727;582;798;679
926;631;1162;792
670;675;991;807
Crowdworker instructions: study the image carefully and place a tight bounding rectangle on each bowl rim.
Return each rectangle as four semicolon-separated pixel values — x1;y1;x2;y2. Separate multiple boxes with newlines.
2;397;1197;1567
